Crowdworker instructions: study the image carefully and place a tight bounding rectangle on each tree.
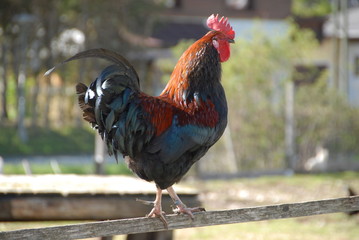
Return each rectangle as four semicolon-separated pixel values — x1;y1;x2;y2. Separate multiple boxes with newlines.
292;0;332;17
0;0;30;121
0;0;163;128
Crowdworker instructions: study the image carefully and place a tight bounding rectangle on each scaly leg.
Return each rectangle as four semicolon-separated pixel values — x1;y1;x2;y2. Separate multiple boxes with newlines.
166;186;205;219
137;186;168;227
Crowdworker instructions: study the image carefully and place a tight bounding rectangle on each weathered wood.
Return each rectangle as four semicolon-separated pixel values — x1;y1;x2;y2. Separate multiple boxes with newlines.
1;196;358;240
0;175;198;221
0;175;199;240
0;175;197;195
0;193;198;220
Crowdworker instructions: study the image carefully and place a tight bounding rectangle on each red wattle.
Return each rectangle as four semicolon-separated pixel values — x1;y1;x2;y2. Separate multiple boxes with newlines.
214;39;230;62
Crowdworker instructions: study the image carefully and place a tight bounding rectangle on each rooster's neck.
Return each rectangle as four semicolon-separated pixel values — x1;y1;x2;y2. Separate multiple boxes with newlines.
160;37;221;105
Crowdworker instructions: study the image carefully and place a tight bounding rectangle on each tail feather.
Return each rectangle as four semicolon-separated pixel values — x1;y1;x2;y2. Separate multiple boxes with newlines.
65;49;140;88
61;48;142;131
65;48;136;71
45;48;140;87
76;82;87;95
47;48;153;162
72;52;143;160
76;82;96;125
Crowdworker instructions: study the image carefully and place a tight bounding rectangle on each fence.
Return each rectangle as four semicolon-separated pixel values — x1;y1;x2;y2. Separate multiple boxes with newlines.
1;196;358;240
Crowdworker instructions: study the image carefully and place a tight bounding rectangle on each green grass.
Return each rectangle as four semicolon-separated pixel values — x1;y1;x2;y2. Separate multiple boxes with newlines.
105;163;133;175
3;164;26;174
0;125;95;156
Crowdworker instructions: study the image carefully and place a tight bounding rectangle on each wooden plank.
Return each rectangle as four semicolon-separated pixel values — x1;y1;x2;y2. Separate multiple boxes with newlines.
0;175;197;195
1;196;358;240
0;193;199;220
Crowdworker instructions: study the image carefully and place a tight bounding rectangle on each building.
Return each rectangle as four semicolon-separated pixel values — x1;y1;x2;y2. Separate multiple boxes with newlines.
153;0;292;46
149;0;359;107
322;6;359;106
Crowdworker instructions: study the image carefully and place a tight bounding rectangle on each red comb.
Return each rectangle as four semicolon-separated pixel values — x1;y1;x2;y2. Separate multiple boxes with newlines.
207;14;235;39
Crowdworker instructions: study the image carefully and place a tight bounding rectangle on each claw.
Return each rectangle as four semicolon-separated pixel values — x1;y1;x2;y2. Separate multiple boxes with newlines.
136;188;168;228
147;207;168;228
172;205;206;219
167;186;205;220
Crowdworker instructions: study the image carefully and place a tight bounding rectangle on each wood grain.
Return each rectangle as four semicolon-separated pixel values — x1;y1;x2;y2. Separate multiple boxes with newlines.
1;196;358;240
0;194;199;220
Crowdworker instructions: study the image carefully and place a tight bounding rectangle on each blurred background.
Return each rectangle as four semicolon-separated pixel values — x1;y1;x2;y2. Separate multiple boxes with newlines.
0;0;359;239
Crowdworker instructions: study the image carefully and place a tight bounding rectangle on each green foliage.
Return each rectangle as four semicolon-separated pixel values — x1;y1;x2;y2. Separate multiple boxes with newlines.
58;0;81;20
220;21;320;170
57;164;94;174
295;73;359;155
105;163;133;175
157;39;194;84
161;21;359;172
0;125;95;156
292;0;332;17
160;22;326;171
218;20;359;170
0;0;165;132
223;21;318;94
2;164;26;174
4;74;17;121
171;39;195;59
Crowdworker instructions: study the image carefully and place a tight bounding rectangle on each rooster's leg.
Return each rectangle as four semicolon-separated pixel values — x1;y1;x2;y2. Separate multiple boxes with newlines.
166;186;205;219
144;186;168;227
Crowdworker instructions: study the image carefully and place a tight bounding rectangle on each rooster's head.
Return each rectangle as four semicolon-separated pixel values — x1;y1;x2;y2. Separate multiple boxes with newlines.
206;14;235;62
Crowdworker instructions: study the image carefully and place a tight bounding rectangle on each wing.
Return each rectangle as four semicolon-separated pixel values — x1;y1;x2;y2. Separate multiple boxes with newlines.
141;96;226;164
146;119;219;164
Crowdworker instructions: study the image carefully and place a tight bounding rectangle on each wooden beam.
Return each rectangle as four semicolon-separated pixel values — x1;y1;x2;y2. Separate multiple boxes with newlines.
0;193;199;220
1;196;358;240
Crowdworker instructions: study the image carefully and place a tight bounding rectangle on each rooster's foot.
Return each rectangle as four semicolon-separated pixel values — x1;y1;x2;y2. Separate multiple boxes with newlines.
172;204;206;219
147;206;168;228
136;188;168;228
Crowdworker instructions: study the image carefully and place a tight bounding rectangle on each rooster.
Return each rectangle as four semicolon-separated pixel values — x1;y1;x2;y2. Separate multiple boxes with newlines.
48;14;235;226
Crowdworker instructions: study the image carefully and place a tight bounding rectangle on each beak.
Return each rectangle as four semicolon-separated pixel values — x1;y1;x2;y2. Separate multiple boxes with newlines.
228;39;235;43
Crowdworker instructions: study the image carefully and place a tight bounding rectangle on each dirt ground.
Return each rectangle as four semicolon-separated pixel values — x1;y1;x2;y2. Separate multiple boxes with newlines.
194;172;359;210
173;172;359;240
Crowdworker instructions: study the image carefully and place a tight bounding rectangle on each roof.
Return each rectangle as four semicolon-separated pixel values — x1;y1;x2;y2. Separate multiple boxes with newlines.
152;18;290;47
